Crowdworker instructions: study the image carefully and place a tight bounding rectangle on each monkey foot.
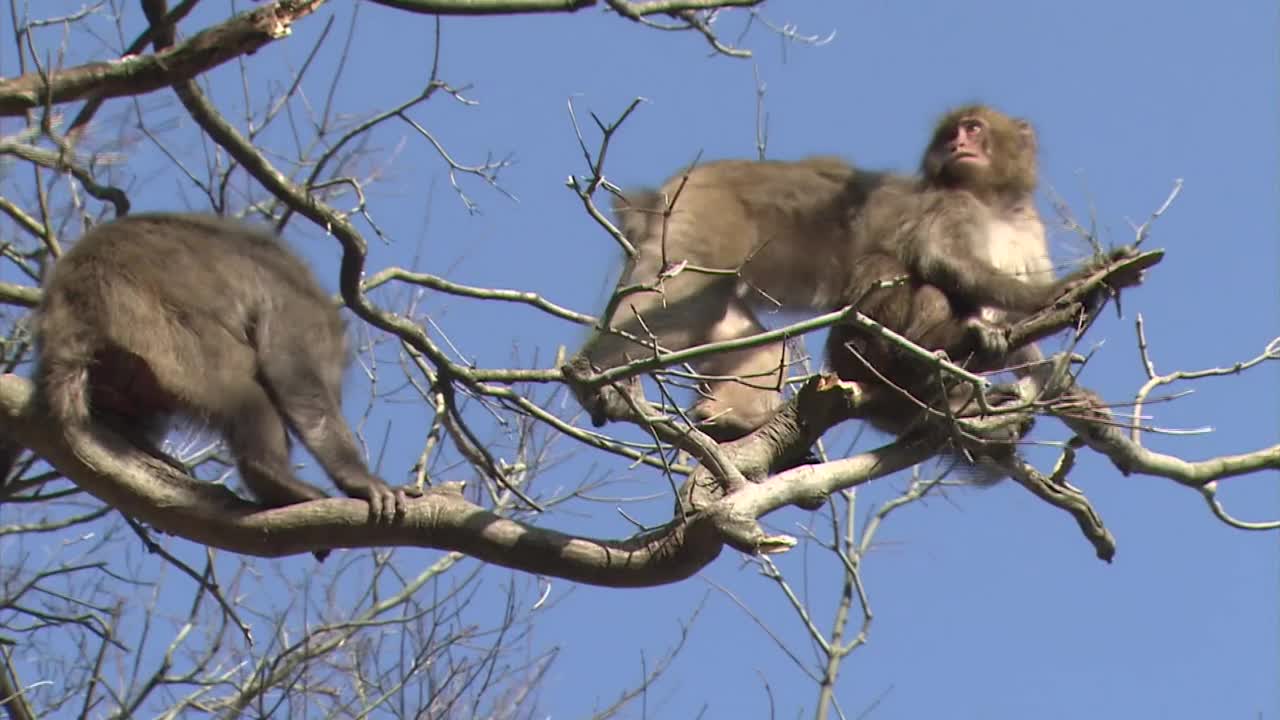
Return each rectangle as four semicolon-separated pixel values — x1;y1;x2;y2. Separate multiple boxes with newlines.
359;484;411;525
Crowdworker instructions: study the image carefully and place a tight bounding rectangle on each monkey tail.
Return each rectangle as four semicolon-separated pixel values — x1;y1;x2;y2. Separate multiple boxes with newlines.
2;319;98;486
0;345;94;488
38;352;94;428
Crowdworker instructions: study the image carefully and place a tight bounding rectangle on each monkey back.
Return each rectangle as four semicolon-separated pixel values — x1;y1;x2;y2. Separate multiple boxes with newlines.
34;213;350;427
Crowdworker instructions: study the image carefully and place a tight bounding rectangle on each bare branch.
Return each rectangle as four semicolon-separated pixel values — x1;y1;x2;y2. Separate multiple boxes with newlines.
0;2;327;117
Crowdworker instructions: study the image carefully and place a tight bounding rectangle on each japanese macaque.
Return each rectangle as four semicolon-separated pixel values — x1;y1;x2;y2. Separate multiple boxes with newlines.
825;106;1060;440
12;213;408;523
572;105;1108;444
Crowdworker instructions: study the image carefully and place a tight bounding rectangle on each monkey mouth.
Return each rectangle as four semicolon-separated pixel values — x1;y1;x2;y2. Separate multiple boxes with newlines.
948;153;987;170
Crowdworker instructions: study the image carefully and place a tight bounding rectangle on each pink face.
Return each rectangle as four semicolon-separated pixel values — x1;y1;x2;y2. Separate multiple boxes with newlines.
943;117;990;170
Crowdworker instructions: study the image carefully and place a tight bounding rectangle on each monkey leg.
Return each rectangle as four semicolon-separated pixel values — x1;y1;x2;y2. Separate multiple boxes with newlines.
685;297;789;441
572;274;743;429
223;385;328;510
256;353;406;525
999;343;1052;401
828;255;1037;457
221;388;336;561
828;254;972;385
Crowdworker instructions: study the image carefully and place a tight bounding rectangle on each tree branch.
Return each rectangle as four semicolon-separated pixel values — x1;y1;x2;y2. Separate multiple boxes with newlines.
0;247;1177;581
364;0;762;16
0;374;722;587
0;1;326;117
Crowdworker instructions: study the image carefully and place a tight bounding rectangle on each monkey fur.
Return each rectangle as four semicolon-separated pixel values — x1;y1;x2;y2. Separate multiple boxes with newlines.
9;213;408;527
573;105;1109;447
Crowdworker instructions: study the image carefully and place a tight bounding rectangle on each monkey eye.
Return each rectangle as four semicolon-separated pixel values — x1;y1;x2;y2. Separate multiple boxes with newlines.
963;121;983;135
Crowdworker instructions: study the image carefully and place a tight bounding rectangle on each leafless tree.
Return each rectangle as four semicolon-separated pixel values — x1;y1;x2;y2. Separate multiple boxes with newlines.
0;2;1272;718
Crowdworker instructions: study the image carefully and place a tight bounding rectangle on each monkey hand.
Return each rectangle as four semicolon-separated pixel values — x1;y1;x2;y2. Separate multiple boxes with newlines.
962;316;1012;359
1056;245;1157;312
1095;245;1154;291
563;356;648;428
586;379;647;427
1084;246;1162;315
1106;245;1142;262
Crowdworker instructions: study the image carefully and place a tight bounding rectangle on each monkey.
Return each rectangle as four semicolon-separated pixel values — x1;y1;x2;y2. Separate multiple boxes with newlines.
571;105;1125;447
824;106;1062;441
8;213;409;527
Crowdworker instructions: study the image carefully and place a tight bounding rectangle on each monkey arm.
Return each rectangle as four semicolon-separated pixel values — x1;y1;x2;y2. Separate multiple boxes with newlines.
1007;248;1163;349
1057;245;1153;307
909;238;1058;313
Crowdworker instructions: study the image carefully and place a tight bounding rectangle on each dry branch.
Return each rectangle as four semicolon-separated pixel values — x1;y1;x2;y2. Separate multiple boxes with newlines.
0;374;724;587
0;1;325;116
0;241;1171;583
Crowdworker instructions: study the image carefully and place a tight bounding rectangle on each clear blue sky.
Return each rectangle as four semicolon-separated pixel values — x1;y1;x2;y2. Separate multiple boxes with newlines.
8;1;1279;717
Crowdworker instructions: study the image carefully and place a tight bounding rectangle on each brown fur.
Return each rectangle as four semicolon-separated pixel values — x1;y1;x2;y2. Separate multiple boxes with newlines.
28;213;407;523
574;106;1090;443
827;106;1056;438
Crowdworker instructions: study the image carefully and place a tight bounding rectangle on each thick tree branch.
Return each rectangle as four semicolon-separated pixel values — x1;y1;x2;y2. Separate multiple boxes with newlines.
0;374;721;588
364;0;761;16
574;248;1166;559
996;453;1116;562
0;1;325;117
369;0;592;13
0;246;1179;581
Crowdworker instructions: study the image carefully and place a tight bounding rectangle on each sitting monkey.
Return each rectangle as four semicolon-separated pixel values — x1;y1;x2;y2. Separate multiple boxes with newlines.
573;105;1119;445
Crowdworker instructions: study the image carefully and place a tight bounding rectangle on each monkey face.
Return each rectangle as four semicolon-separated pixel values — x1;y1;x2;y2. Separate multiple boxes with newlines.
922;106;1037;197
925;117;991;188
944;118;989;167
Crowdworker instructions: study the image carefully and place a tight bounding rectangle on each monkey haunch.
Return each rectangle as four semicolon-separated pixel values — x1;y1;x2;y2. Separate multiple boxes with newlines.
33;213;408;523
573;106;1115;445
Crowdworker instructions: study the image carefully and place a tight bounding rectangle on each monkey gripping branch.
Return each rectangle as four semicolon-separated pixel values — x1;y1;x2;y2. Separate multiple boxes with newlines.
0;248;1158;585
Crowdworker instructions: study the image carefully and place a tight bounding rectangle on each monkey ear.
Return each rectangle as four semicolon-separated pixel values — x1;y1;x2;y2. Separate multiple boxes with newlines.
1014;119;1037;152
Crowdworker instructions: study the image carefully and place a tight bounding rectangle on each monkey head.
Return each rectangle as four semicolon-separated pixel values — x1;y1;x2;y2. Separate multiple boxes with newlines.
921;105;1038;202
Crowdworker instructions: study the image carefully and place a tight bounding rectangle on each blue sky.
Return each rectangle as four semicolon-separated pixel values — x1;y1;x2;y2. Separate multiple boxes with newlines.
372;4;1277;714
4;1;1278;717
